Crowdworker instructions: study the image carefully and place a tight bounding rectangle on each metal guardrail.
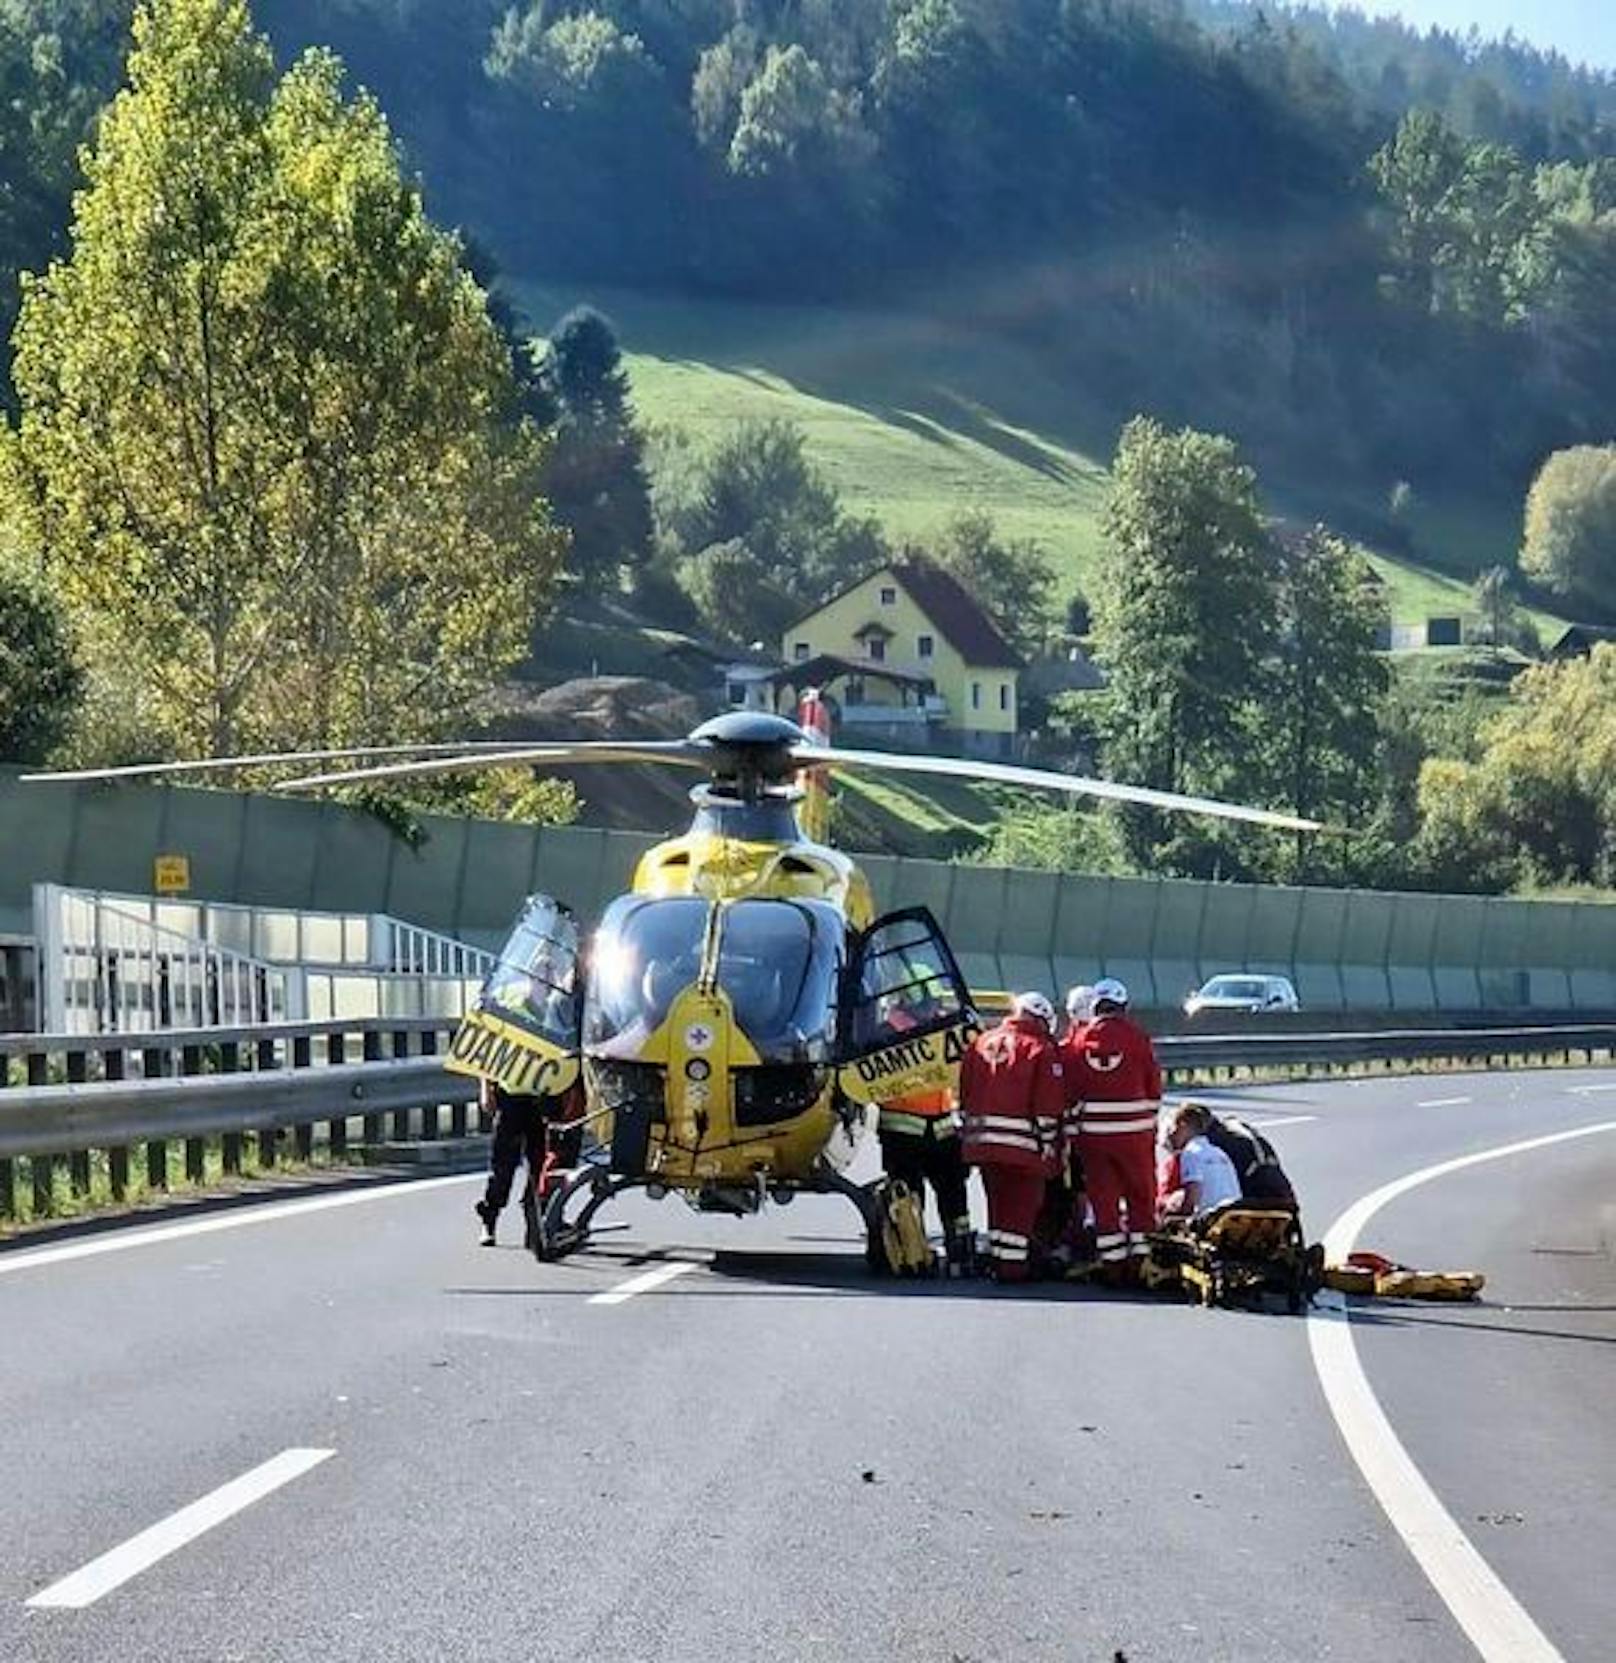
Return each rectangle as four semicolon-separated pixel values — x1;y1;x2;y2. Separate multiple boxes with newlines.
1156;1025;1616;1076
0;1016;476;1220
3;1021;1615;1225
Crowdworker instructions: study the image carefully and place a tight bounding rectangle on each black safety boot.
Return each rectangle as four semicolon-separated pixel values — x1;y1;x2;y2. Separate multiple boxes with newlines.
474;1200;497;1247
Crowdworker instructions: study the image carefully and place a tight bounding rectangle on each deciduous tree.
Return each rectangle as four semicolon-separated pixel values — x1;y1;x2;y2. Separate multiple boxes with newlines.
5;0;559;756
1521;445;1616;618
928;509;1053;662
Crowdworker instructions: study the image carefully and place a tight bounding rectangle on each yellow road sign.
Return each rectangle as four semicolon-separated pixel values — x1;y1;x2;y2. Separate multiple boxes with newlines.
153;854;190;895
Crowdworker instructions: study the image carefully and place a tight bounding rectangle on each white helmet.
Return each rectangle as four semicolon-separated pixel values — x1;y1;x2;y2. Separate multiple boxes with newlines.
1092;976;1130;1009
1065;983;1095;1021
1012;991;1057;1031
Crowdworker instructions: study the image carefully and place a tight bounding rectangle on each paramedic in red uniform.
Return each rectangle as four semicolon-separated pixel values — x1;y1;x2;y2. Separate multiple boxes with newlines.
959;993;1066;1282
1068;977;1162;1281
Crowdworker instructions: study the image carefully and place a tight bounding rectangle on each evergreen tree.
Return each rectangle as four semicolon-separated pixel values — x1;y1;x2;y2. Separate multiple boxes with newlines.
1265;527;1389;878
1092;417;1278;872
0;566;81;760
540;306;654;590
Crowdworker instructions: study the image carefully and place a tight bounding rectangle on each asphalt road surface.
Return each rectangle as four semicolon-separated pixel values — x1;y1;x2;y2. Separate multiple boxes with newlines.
2;1065;1613;1662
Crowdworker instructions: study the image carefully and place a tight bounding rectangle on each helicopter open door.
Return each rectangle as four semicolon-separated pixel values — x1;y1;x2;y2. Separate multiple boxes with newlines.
837;907;980;1108
446;895;583;1098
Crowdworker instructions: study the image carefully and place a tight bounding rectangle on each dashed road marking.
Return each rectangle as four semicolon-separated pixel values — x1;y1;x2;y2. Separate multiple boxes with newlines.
1308;1119;1616;1663
588;1260;700;1305
26;1448;334;1610
1567;1082;1616;1095
1417;1096;1472;1108
0;1175;481;1278
1243;1114;1318;1129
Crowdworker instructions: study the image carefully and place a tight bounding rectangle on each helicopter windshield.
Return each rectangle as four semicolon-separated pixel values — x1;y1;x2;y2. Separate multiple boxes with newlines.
584;895;845;1062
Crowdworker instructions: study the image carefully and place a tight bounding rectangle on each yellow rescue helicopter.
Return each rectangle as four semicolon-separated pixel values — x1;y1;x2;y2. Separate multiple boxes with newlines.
137;707;1315;1265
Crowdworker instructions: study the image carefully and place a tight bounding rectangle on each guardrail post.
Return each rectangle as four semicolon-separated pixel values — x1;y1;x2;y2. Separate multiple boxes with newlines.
179;1042;206;1182
361;1030;383;1146
24;1051;53;1213
391;1029;413;1141
65;1050;92;1198
330;1029;355;1154
24;1047;53;1215
0;1050;12;1214
106;1045;130;1200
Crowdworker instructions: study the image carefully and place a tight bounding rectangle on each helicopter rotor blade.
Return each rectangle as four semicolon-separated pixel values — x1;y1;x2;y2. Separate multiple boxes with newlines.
18;742;543;786
792;743;1323;833
274;741;713;792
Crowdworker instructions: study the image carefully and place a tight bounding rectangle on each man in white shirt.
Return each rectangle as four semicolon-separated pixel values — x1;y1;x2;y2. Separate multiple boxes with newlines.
1159;1102;1242;1220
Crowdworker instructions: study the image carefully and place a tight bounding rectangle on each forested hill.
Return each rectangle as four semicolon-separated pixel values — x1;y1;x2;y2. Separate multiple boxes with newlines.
4;0;1616;519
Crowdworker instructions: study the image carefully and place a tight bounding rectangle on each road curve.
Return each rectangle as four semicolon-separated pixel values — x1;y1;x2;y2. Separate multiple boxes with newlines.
2;1065;1613;1662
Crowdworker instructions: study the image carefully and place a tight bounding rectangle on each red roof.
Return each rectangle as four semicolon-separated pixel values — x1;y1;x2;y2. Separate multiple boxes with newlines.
890;558;1021;669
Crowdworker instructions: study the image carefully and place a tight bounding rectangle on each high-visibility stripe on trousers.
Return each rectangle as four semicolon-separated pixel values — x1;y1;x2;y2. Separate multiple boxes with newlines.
1076;1130;1156;1260
980;1166;1046;1283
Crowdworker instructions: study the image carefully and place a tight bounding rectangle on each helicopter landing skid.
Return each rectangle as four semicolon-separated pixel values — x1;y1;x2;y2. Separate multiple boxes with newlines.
525;1159;885;1266
528;1167;654;1262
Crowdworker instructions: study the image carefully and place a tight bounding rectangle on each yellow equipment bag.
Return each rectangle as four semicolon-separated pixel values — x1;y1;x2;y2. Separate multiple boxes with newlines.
879;1180;935;1276
1322;1264;1378;1296
1324;1251;1485;1301
1374;1269;1485;1300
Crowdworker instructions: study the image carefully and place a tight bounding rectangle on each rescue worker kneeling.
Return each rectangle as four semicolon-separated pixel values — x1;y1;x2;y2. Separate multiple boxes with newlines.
1157;1103;1243;1221
959;992;1066;1282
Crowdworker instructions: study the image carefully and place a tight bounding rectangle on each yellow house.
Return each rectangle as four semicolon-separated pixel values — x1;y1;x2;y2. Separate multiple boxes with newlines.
775;558;1022;756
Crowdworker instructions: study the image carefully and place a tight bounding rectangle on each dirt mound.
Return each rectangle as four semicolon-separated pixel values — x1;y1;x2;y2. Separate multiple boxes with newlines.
481;676;701;742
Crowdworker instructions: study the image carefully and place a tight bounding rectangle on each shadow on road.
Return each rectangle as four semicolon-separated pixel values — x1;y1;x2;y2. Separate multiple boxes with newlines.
1346;1302;1616;1349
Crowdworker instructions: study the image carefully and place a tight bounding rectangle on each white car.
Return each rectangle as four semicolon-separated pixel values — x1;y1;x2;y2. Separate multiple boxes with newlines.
1184;974;1300;1018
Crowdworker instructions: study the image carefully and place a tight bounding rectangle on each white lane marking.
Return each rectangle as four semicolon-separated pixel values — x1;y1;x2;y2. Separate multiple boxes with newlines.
588;1260;700;1305
1308;1119;1616;1663
26;1448;334;1610
1243;1114;1318;1129
1567;1083;1616;1095
1417;1096;1472;1108
0;1174;480;1278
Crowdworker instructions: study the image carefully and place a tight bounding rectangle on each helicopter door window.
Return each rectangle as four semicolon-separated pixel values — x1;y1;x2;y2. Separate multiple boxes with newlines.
476;894;582;1051
846;909;971;1053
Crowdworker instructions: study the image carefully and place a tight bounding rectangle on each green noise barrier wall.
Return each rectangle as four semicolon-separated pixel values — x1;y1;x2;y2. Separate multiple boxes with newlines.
3;768;1614;1013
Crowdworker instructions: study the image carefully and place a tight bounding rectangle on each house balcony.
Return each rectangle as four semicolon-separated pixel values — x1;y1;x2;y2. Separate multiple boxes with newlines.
838;703;941;728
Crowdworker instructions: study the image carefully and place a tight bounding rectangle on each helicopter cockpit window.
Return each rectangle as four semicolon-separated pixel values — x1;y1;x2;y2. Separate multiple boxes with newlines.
716;899;844;1063
585;896;706;1055
476;894;581;1051
850;914;967;1051
583;895;846;1063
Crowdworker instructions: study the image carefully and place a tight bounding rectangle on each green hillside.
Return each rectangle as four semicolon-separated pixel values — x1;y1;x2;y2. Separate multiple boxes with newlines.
514;282;1560;635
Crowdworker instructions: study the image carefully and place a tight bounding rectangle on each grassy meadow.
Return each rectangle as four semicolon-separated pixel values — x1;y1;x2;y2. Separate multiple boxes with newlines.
514;282;1559;633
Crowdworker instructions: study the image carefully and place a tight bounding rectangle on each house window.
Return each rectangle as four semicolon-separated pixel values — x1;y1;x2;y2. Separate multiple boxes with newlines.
917;634;934;660
879;585;897;606
970;681;982;711
846;677;865;704
867;637;885;662
793;641;810;662
998;683;1010;712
